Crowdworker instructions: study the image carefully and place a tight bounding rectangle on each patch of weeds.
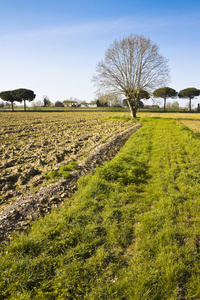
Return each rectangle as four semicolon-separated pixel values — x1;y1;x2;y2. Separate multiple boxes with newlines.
45;161;78;180
46;169;60;179
101;139;107;144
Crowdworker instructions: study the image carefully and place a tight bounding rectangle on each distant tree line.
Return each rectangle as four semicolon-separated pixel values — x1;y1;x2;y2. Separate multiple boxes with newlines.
1;87;200;113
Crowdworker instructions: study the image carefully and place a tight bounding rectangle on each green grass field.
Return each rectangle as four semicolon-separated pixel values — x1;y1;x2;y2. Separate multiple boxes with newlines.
1;116;200;299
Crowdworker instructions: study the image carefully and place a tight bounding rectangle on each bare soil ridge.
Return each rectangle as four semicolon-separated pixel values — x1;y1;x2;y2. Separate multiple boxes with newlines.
0;123;142;242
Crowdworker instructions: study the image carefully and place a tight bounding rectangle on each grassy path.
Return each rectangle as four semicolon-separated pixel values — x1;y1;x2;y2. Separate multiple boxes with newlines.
1;118;200;299
127;119;200;299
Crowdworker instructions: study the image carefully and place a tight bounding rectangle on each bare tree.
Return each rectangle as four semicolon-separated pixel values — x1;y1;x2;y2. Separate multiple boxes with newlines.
96;92;122;106
43;95;50;107
93;34;170;117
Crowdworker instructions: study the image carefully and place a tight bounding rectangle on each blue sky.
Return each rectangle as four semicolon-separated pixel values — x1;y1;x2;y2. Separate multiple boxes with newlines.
0;0;199;107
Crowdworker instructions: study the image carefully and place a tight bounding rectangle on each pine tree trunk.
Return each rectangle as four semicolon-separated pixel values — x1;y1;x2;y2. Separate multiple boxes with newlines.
189;99;191;112
24;100;26;111
11;102;14;112
164;98;166;112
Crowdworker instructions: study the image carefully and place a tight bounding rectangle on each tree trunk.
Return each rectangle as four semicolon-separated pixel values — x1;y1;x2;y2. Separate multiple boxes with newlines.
164;98;166;112
127;98;137;118
24;99;26;111
133;107;137;117
189;98;191;112
11;102;14;112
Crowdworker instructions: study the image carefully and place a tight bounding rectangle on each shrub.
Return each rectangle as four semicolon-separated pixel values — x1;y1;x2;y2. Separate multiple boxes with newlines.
55;101;64;107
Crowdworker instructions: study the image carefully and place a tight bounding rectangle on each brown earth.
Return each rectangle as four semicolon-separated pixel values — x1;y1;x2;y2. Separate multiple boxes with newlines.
0;111;141;242
0;112;134;202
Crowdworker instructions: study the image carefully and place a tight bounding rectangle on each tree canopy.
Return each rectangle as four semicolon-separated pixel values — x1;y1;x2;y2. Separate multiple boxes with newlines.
153;87;177;111
93;34;169;117
178;88;200;111
13;88;36;111
0;90;21;111
129;90;150;114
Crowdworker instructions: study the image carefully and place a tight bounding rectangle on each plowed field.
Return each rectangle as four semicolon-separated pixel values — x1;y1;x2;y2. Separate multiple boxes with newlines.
0;111;133;204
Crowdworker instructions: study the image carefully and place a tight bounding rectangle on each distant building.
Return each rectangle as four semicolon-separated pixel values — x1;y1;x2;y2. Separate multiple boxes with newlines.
80;102;97;108
80;102;88;107
63;100;77;107
87;103;97;107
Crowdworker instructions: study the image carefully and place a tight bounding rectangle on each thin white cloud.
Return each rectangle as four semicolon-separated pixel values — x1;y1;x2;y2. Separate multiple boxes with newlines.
1;18;126;40
1;11;199;41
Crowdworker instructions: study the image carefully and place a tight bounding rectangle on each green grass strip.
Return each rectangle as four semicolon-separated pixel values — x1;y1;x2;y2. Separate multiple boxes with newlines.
1;119;200;299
